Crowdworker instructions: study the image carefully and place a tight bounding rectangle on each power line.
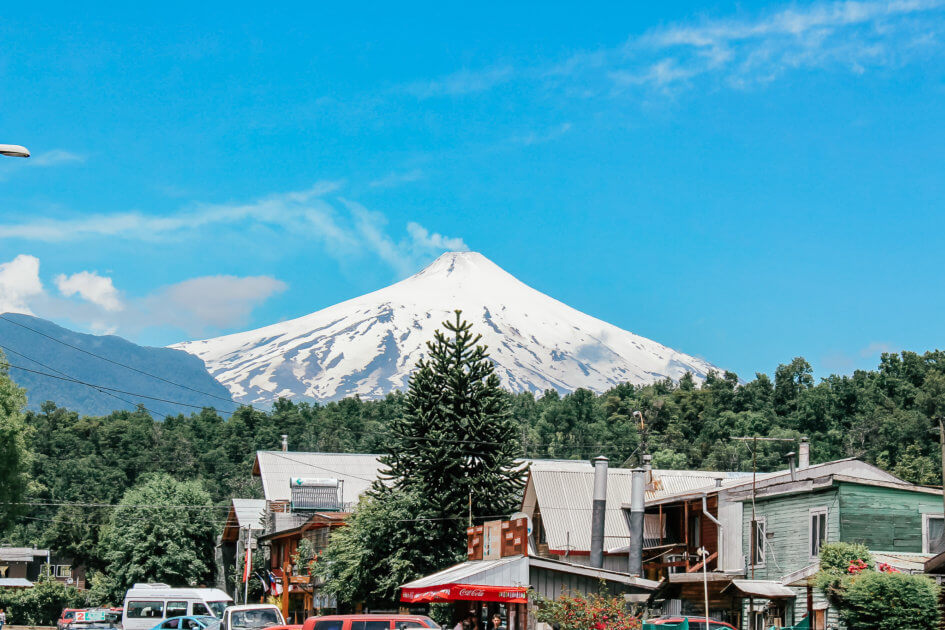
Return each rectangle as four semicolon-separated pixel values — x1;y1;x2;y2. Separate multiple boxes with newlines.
0;361;237;415
0;343;168;420
0;314;238;408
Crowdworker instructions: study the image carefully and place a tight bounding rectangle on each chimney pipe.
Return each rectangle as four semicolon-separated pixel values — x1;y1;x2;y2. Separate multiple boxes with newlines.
787;452;797;481
590;456;608;569
798;437;810;470
628;467;645;577
281;435;288;452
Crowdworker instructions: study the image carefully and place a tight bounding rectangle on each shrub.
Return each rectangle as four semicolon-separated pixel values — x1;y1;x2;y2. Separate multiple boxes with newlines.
0;577;86;625
814;542;874;599
532;589;640;630
838;571;940;630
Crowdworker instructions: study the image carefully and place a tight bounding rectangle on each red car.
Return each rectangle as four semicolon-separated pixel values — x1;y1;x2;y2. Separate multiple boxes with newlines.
645;618;737;630
301;615;440;630
58;609;87;630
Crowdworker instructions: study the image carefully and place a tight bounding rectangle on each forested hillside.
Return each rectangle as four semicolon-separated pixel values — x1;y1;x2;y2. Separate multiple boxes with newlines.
5;350;945;575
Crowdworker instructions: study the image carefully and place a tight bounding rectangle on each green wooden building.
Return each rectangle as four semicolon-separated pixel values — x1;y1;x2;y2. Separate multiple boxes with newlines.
732;472;942;629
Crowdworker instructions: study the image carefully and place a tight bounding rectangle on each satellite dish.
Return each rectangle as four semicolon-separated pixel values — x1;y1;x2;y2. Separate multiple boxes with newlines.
510;511;532;535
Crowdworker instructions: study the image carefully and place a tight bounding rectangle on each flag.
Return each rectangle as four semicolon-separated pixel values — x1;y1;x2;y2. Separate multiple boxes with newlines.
268;570;283;596
255;571;270;594
241;544;252;583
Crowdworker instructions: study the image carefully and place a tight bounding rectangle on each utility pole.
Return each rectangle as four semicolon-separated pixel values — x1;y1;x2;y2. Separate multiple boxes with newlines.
939;417;945;551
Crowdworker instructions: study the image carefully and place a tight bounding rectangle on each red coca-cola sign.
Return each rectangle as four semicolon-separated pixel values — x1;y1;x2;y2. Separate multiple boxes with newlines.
400;583;527;604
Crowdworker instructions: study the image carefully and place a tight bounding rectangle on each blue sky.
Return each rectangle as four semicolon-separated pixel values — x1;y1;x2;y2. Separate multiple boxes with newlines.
2;0;944;380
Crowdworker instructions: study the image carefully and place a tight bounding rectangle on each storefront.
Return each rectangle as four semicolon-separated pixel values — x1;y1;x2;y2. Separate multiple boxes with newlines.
400;554;658;630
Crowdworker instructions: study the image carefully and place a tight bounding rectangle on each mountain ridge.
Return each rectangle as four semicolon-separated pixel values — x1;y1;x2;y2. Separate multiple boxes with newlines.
173;252;721;404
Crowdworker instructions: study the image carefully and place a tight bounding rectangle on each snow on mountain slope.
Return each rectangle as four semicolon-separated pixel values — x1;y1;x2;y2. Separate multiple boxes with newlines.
172;252;721;404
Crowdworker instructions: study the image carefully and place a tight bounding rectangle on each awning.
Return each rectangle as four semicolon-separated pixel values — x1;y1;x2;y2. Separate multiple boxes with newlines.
401;584;527;604
400;556;528;604
723;579;796;599
0;577;33;588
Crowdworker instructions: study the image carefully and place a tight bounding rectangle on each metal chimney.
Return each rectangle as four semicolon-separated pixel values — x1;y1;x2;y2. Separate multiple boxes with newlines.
590;456;609;568
628;467;645;577
281;435;289;452
798;437;810;470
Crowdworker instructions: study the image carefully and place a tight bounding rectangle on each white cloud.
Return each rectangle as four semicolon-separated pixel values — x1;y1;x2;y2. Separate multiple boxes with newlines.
369;169;424;188
55;271;124;312
859;341;896;357
0;255;44;315
143;275;288;335
29;149;86;167
406;222;469;252
402;66;514;98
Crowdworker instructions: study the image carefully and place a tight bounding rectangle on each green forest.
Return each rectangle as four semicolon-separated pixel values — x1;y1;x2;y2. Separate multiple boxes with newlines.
3;348;945;579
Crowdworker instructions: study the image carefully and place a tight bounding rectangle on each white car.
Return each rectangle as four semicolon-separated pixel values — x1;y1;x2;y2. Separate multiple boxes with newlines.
219;605;286;630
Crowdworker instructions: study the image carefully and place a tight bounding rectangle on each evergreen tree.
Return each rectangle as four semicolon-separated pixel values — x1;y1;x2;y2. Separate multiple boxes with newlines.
0;353;31;533
378;310;525;523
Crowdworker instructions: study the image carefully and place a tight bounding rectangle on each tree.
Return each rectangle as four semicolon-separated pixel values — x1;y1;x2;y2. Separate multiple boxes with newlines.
321;311;526;607
838;571;939;630
379;310;525;531
0;353;31;533
98;473;217;600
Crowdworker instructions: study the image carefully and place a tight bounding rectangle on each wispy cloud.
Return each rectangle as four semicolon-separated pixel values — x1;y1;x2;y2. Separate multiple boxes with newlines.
0;182;467;280
509;122;573;146
401;0;945;99
369;169;424;188
401;65;514;98
28;149;86;167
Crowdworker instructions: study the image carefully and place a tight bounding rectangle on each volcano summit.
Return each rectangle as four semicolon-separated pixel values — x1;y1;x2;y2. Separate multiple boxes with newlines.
173;252;720;404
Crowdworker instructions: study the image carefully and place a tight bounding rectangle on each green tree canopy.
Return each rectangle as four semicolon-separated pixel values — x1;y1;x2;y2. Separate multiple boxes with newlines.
97;473;217;600
0;352;31;533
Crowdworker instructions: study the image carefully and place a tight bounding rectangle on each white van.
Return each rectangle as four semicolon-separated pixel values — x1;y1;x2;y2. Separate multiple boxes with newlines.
122;583;232;630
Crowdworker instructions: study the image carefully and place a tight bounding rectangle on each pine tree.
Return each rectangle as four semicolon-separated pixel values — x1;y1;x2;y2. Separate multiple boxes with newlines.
378;310;525;522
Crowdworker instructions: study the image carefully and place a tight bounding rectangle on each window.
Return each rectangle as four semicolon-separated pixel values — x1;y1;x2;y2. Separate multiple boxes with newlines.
810;508;828;558
163;620;180;629
166;601;188;618
688;515;701;549
127;601;164;619
351;622;391;630
396;623;427;630
192;603;211;617
750;518;766;567
207;602;228;618
923;514;945;553
55;565;72;578
314;622;344;630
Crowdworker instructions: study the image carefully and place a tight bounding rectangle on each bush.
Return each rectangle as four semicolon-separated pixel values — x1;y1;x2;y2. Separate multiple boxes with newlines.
814;542;874;599
838;571;940;630
0;577;86;625
533;589;640;630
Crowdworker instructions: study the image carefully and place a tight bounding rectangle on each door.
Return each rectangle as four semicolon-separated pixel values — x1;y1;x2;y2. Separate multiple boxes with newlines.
813;610;825;630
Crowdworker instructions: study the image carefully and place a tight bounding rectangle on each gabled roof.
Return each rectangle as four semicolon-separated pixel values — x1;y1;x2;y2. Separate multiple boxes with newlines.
522;463;749;554
639;459;909;507
232;499;267;529
253;451;383;503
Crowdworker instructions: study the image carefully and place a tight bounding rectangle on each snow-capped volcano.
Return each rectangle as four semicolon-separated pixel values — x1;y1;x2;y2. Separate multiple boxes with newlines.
172;252;720;404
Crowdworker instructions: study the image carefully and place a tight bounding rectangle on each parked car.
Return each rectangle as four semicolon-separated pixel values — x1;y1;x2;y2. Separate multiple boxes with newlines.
643;618;737;630
219;605;286;630
70;609;123;630
301;614;440;630
150;616;221;630
122;584;232;630
59;608;87;630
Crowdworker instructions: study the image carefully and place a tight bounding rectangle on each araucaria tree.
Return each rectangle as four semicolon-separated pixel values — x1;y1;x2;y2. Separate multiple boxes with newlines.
320;311;525;607
381;309;525;521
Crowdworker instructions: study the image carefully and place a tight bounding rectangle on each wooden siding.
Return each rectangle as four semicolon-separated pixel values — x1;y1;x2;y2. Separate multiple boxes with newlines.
838;483;943;552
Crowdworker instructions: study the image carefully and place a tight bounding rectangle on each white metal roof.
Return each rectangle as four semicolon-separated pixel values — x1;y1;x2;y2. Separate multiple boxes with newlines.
232;499;267;530
524;465;749;553
725;579;796;599
0;577;33;587
0;547;49;562
123;585;232;601
254;451;383;502
401;556;528;589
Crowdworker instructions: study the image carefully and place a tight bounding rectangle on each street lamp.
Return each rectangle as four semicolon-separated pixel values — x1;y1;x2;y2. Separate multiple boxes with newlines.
0;144;30;158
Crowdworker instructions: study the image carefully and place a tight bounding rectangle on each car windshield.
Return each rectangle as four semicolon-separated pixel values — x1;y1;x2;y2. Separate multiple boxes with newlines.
230;610;281;629
207;603;229;619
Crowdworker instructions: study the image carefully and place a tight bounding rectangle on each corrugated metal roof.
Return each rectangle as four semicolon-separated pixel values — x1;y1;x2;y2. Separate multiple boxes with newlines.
872;551;934;573
725;579;796;599
401;556;528;589
0;547;49;562
232;499;267;529
0;578;33;587
255;451;383;502
526;466;750;553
